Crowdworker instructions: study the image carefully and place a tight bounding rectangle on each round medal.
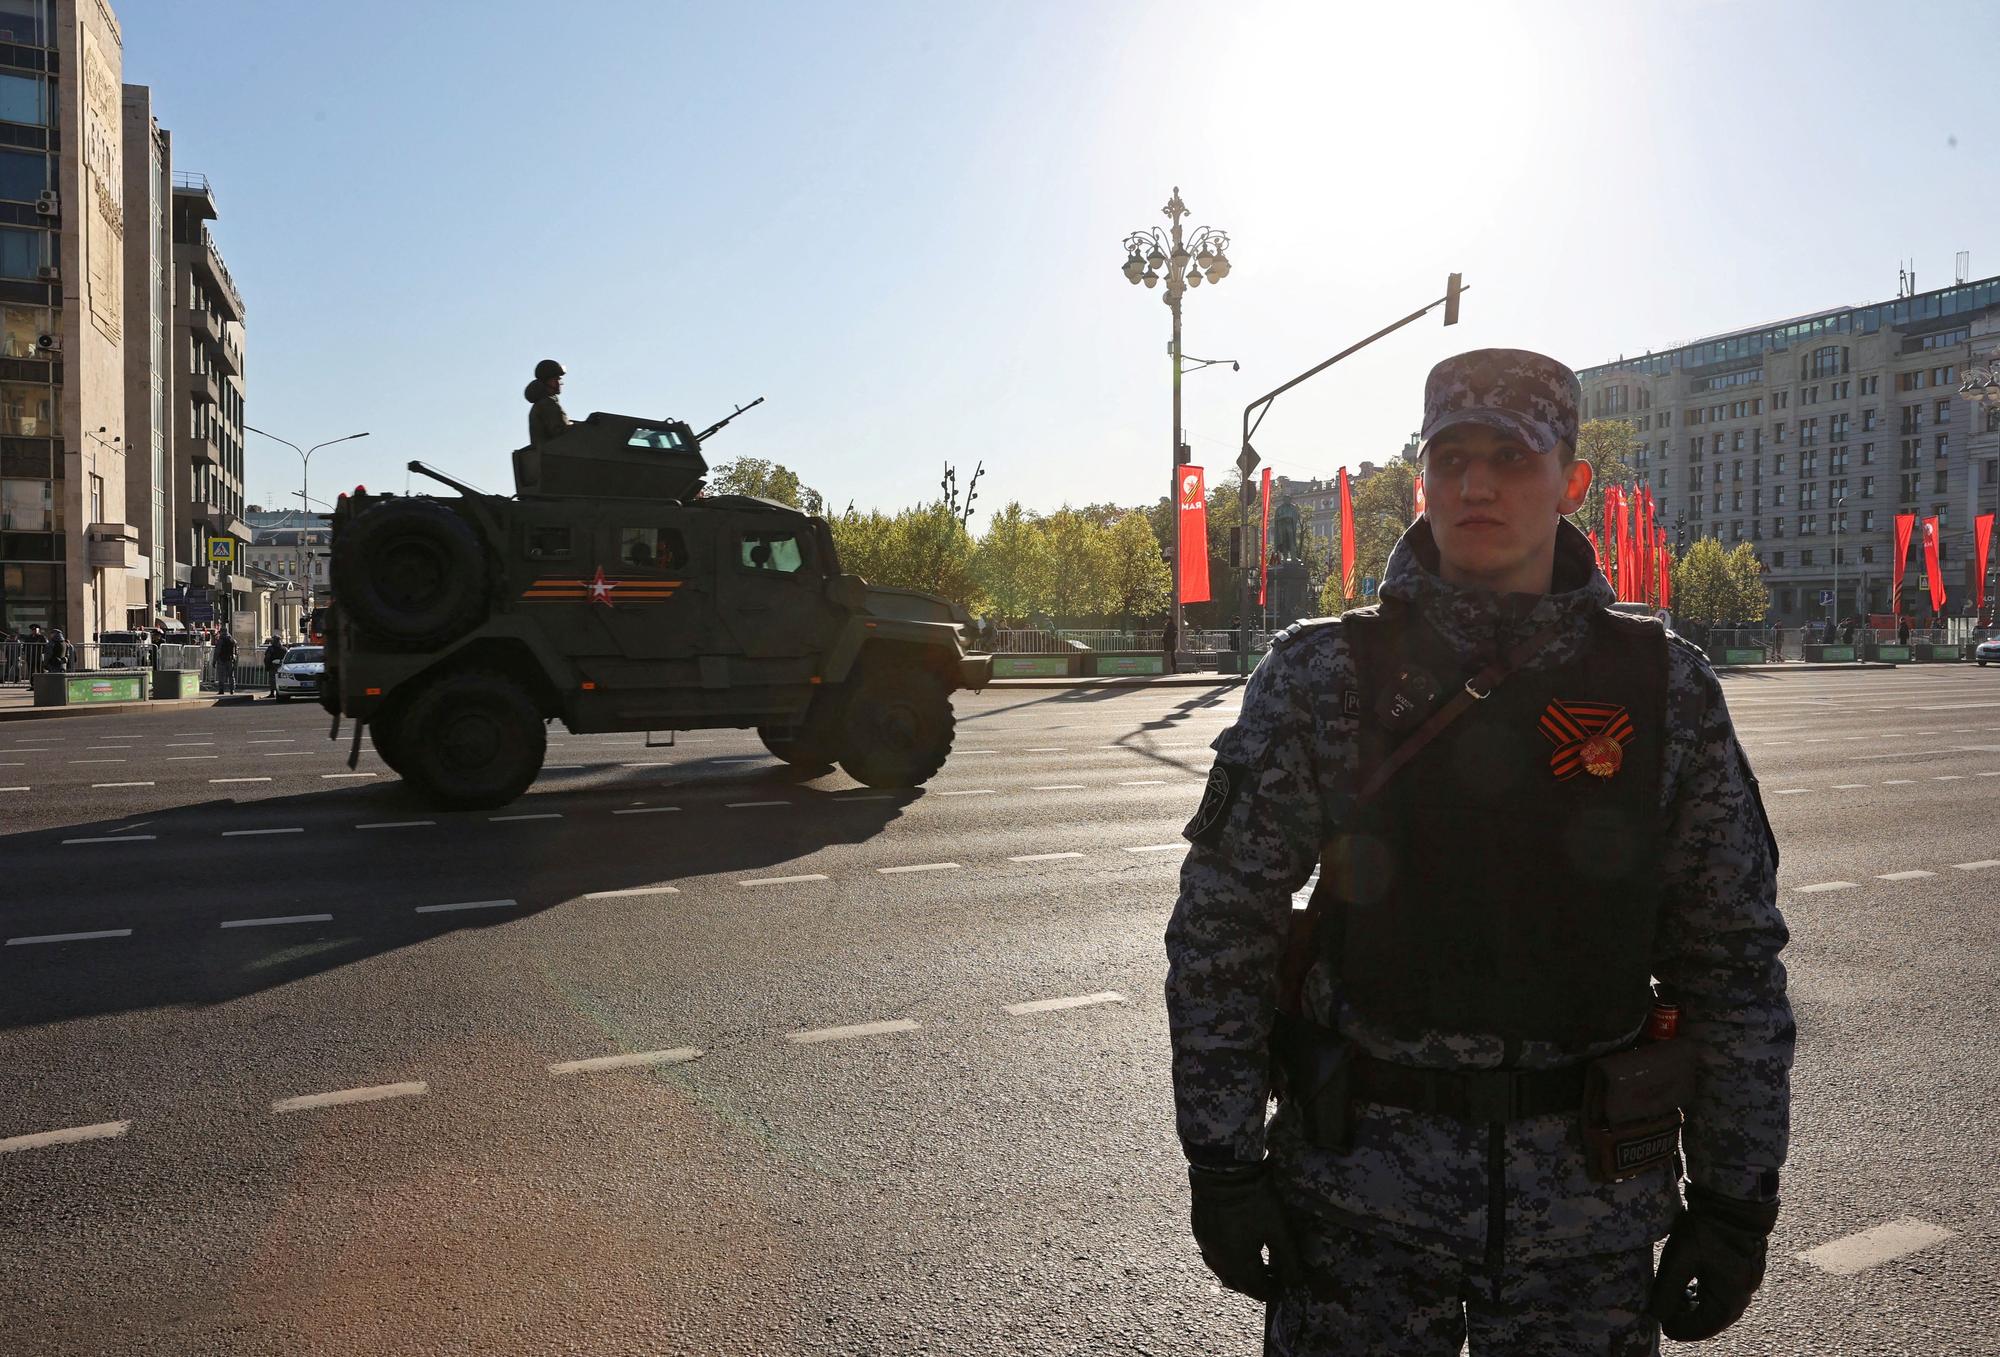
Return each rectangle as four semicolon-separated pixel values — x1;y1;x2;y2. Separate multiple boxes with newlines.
1579;732;1623;778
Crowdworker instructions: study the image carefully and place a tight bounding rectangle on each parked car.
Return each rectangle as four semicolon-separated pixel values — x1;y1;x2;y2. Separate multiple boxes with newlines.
96;629;149;669
1976;636;2000;668
272;645;325;700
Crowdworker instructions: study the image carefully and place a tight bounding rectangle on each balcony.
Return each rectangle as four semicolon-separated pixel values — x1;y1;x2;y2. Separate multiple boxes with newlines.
184;301;222;348
86;522;144;572
191;226;244;322
172;171;217;221
189;366;220;407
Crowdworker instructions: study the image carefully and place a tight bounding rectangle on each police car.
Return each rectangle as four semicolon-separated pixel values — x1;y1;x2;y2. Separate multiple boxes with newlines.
272;645;325;700
1976;635;2000;667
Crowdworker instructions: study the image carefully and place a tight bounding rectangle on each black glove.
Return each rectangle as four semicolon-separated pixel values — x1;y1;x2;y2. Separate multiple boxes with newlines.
1650;1184;1781;1342
1187;1159;1304;1302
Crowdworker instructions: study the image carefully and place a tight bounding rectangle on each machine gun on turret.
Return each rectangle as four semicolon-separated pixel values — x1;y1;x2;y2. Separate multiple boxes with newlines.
694;397;765;444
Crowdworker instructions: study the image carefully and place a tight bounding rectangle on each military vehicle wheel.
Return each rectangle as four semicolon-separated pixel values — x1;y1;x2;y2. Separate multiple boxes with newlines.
333;500;489;648
369;706;409;775
836;664;952;788
397;671;546;810
758;720;836;769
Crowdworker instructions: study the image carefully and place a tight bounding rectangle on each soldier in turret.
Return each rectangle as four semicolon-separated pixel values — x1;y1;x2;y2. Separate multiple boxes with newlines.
524;358;571;446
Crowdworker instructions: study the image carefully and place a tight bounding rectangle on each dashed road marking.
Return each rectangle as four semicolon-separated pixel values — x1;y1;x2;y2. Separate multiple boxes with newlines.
740;874;827;887
549;1047;701;1075
415;899;517;914
1952;860;2000;872
0;786;26;792
166;742;213;747
583;885;681;899
61;836;155;846
1881;779;1915;785
221;914;333;928
1120;780;1168;786
937;789;994;797
246;739;293;745
223;827;304;837
786;1018;920;1045
1773;789;1812;795
1831;784;1867;790
210;777;270;784
167;755;218;760
727;800;788;809
540;764;585;770
1798;1218;1955;1276
1794;881;1859;893
272;1082;428;1115
1875;871;1936;881
1933;775;1966;781
6;929;133;945
1031;784;1085;791
69;759;125;764
877;862;960;874
90;781;154;788
1123;843;1182;854
0;1120;130;1155
611;806;679;815
358;820;434;830
264;752;312;757
1010;851;1085;862
957;750;998;755
490;812;562;822
1006;992;1126;1016
1026;747;1067;753
322;772;376;779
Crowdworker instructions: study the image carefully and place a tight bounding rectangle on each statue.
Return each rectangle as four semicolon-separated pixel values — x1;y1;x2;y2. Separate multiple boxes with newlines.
1271;499;1302;563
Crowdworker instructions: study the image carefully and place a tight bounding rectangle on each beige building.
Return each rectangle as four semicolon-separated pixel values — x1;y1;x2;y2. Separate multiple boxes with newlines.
120;79;170;621
1579;274;2000;622
170;169;248;631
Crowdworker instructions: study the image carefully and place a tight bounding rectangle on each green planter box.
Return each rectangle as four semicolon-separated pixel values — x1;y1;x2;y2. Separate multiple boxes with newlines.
1714;647;1766;665
992;656;1071;678
1864;644;1911;663
151;669;202;699
1802;645;1857;663
33;671;147;706
1090;654;1163;676
1913;643;1963;662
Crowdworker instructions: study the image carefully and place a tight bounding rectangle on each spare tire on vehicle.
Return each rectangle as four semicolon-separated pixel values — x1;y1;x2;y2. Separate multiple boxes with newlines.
332;499;489;648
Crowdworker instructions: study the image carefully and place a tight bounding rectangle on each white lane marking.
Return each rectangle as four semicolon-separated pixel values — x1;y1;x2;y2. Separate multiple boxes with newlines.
246;739;293;744
249;729;284;733
549;1047;701;1075
1772;789;1812;795
210;777;271;784
1881;779;1915;785
1759;741;1794;747
786;1018;920;1045
541;764;585;770
85;745;136;750
957;749;998;755
490;812;562;822
1798;1218;1956;1276
272;1082;428;1115
1830;784;1868;790
1875;871;1936;881
166;742;213;747
6;929;134;945
358;820;435;830
1031;784;1085;791
1952;860;2000;872
1010;851;1086;862
727;800;789;808
69;759;126;764
877;862;960;874
612;806;680;815
0;1120;131;1154
1123;843;1183;854
90;781;154;788
166;755;218;760
1794;881;1859;894
937;789;994;797
61;836;155;845
740;874;827;887
1980;771;2000;777
1906;701;2000;710
322;772;377;780
1026;746;1067;752
1120;780;1168;786
584;885;681;899
621;762;673;767
222;827;304;838
0;786;25;792
1006;992;1126;1016
415;898;518;914
264;752;312;757
1933;775;1967;781
221;914;333;928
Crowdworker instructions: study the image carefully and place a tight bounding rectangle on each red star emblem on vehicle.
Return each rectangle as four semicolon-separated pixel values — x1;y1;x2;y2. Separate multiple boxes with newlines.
588;566;617;607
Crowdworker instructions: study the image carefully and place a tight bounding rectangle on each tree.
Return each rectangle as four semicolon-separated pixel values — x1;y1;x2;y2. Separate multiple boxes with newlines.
1106;510;1171;619
708;457;823;514
1041;509;1118;618
1347;460;1419;598
1670;537;1735;627
1571;419;1640;538
970;503;1052;621
1724;541;1769;622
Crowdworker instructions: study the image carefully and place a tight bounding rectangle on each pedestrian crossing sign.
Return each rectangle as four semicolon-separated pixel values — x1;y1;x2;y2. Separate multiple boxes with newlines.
207;538;236;566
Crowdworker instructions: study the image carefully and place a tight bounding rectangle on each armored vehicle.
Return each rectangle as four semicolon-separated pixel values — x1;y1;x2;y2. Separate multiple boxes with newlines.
321;406;990;809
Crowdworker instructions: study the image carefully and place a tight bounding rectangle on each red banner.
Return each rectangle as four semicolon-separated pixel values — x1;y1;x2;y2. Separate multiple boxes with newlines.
1412;473;1426;522
1641;489;1657;604
1977;512;1995;615
1922;516;1946;614
1257;467;1273;607
1892;513;1915;614
1588;529;1603;576
1608;485;1628;601
1339;467;1355;600
1177;465;1210;604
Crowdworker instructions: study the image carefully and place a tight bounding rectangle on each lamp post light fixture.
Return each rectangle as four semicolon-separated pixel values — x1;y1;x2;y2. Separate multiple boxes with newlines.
1121;187;1232;669
245;426;369;616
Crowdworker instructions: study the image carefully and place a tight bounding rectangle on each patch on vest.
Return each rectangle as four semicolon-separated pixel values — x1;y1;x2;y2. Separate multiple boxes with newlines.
1538;699;1635;780
1184;763;1245;845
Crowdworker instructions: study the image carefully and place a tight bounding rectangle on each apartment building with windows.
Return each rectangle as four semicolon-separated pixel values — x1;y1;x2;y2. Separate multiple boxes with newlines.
169;167;248;621
1579;275;2000;621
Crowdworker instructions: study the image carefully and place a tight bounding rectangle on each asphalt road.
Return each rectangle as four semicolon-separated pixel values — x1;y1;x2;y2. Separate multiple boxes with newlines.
1;667;1995;1356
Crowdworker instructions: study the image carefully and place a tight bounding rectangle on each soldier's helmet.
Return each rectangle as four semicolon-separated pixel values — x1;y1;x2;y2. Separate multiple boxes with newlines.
534;358;566;383
1413;348;1580;460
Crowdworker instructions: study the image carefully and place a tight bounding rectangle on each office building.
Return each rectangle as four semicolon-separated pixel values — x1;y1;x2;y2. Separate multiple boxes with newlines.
1578;274;2000;621
169;167;248;620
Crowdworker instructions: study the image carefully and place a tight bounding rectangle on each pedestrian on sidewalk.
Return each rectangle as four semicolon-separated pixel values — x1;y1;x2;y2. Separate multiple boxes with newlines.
263;635;286;694
44;627;68;673
1167;347;1791;1355
1897;615;1911;648
212;629;238;694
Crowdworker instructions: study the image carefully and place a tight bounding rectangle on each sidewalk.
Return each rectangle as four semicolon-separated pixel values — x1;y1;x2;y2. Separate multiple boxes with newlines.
0;686;264;722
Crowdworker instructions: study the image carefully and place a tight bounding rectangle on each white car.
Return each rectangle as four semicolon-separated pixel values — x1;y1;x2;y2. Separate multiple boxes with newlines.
1976;636;2000;667
273;645;324;700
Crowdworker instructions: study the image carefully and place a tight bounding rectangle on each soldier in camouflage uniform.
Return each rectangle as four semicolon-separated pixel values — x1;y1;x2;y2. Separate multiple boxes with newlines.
524;358;572;446
1165;349;1793;1355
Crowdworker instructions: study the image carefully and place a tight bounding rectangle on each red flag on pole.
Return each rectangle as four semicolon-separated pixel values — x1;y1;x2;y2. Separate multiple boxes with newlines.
1588;529;1603;576
1641;489;1657;604
1601;487;1619;599
1612;486;1630;601
1177;466;1210;604
1412;473;1426;522
1976;512;1995;616
1659;540;1672;611
1257;467;1273;608
1339;467;1355;600
1922;516;1946;614
1892;513;1915;614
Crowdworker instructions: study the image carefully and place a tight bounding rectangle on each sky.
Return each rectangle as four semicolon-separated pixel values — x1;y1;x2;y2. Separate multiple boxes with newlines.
119;0;2000;525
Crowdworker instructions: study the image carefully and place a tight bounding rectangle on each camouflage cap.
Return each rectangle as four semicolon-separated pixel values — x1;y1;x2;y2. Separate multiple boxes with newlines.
1413;348;1580;461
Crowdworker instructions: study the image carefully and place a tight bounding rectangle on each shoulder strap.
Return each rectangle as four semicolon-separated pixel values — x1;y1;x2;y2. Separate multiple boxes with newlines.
1274;616;1568;1016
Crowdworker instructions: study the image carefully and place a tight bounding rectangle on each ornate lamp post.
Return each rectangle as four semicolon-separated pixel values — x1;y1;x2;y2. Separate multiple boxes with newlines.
1121;188;1231;667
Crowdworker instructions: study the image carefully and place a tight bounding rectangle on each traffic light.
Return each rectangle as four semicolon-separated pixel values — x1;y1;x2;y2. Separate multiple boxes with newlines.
1444;272;1464;327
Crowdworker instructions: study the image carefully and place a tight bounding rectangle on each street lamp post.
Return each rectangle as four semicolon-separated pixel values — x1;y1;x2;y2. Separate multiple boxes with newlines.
1833;495;1846;628
1121;188;1231;670
246;427;368;626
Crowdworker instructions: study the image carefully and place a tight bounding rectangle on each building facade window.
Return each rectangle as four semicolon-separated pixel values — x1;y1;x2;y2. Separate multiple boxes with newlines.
0;225;42;279
0;148;45;202
0;72;46;127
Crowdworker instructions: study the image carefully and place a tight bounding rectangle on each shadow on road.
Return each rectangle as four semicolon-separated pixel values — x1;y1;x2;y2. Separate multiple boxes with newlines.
0;766;906;1031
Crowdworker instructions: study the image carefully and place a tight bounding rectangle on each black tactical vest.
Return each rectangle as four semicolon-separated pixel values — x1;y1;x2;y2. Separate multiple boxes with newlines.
1324;606;1669;1049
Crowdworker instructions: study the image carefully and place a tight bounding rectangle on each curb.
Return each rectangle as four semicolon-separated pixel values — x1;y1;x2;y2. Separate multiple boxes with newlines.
0;692;266;722
1712;662;1901;673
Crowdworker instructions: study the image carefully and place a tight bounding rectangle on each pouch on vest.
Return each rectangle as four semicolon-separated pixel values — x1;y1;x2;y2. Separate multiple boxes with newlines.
1270;1010;1353;1154
1581;1040;1697;1183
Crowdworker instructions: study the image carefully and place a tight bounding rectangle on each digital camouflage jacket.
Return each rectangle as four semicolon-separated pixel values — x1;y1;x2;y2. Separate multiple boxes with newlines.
1164;518;1793;1264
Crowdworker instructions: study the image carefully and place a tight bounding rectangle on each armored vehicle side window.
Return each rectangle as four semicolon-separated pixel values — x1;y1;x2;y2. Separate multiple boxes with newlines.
620;526;688;570
740;530;804;574
627;426;693;451
526;526;572;559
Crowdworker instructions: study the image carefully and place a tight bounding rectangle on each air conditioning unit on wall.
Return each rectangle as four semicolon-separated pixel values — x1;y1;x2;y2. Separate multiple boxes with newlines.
34;190;56;216
35;265;57;281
